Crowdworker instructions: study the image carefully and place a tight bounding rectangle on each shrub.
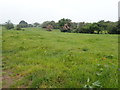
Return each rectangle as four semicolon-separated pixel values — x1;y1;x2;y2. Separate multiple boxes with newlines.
16;25;21;30
108;26;118;34
19;20;28;28
4;20;14;30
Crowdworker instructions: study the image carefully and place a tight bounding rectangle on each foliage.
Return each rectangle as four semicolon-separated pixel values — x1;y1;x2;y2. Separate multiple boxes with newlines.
108;26;118;34
16;25;21;30
46;25;53;31
58;18;72;32
117;20;120;34
33;22;40;27
58;18;72;27
4;20;14;30
28;24;34;27
107;22;118;34
74;22;85;33
19;20;28;28
72;20;118;34
75;23;95;34
49;21;56;29
41;21;58;29
12;19;119;34
71;22;78;29
41;21;51;28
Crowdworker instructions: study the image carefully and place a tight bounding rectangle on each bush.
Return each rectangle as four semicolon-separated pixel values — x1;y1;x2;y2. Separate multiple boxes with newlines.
19;20;28;28
76;23;94;34
58;18;72;32
16;25;21;30
4;20;14;30
108;26;118;34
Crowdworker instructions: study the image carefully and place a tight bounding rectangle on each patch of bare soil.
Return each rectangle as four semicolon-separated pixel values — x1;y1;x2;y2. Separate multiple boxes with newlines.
2;70;14;88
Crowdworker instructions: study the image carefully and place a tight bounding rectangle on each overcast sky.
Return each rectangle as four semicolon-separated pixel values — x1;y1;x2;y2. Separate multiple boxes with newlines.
0;0;119;24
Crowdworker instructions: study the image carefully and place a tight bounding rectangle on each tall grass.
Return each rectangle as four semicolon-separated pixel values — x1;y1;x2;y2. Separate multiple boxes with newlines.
2;28;118;88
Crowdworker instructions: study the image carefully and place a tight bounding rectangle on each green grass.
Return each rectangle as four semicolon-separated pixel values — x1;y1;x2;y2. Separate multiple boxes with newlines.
2;27;118;88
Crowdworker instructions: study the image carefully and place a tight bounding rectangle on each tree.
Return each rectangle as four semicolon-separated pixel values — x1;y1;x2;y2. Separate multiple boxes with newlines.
117;20;120;34
33;22;40;27
90;23;100;34
107;21;118;34
75;23;95;34
4;20;14;30
41;21;51;28
41;21;58;29
19;20;28;28
58;18;72;32
28;24;33;27
61;24;70;32
75;22;86;33
58;18;71;27
53;22;59;29
46;24;53;31
108;26;118;34
97;20;107;34
16;25;21;30
71;22;78;29
49;21;56;29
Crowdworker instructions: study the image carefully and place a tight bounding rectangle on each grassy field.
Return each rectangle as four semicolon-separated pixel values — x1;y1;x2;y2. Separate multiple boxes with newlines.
2;28;118;88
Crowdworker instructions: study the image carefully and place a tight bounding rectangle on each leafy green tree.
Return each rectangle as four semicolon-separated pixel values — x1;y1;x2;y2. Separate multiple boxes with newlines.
117;20;120;29
108;26;118;34
4;20;14;30
33;22;40;27
75;22;86;33
49;21;56;29
75;23;95;34
58;18;71;27
117;20;120;34
71;22;78;29
46;24;53;31
61;24;71;32
97;20;107;34
90;23;100;34
28;24;33;27
41;21;51;28
58;18;72;32
53;22;59;29
106;21;118;34
70;22;78;33
41;21;58;29
16;25;21;30
19;20;28;28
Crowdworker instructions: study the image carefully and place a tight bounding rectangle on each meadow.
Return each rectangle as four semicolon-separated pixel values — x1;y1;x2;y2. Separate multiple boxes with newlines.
2;28;118;88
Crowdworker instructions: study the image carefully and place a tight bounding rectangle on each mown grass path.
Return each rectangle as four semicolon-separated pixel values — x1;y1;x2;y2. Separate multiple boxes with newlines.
2;28;118;88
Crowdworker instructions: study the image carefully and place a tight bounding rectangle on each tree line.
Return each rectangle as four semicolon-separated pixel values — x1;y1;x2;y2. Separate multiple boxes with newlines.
41;18;120;34
2;18;120;34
